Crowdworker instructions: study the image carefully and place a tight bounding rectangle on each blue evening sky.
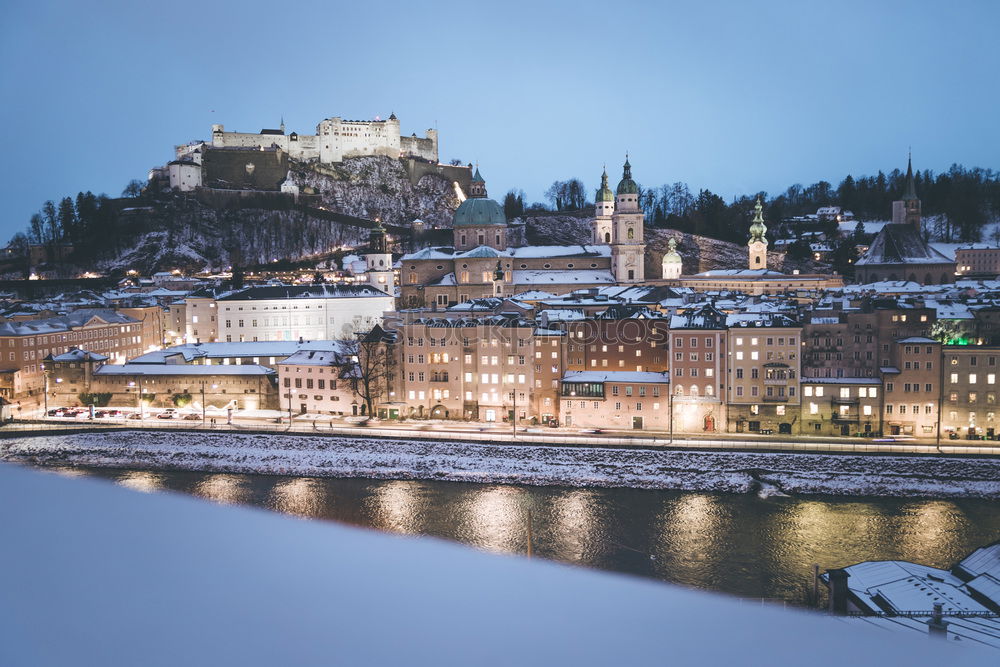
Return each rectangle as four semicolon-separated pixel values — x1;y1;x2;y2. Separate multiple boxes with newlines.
1;0;997;241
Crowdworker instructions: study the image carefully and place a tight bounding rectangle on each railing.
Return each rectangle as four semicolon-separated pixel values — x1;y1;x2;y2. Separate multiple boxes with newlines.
832;396;859;405
763;396;788;402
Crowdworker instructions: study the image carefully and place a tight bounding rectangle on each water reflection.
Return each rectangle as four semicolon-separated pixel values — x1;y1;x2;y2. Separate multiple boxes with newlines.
193;474;250;505
116;471;165;494
37;466;1000;603
546;489;603;563
458;486;527;554
268;477;326;518
365;480;426;534
896;501;968;566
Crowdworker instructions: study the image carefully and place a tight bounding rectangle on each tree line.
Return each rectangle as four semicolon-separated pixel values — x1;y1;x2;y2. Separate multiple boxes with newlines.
511;164;1000;244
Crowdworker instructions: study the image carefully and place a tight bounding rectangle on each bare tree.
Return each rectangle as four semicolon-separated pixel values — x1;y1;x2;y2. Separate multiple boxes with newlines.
343;326;392;417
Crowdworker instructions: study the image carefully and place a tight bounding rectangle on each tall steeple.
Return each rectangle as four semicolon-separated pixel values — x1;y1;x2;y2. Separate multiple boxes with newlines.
593;166;614;244
892;152;922;228
611;155;645;283
748;197;768;271
902;151;918;201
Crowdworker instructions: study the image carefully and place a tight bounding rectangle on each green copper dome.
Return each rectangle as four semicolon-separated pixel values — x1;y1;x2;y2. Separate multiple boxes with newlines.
749;197;768;243
453;197;506;227
596;168;614;202
616;157;638;195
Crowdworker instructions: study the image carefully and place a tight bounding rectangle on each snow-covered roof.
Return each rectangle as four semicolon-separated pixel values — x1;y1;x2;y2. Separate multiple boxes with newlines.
0;309;138;337
512;270;615;285
562;370;670;384
129;341;348;364
95;364;275;376
896;336;938;344
277;348;351;366
47;348;109;363
219;285;391;301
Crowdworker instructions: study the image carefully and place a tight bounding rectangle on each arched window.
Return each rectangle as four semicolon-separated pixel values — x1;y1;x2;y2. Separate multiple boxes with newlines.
755;256;761;265
675;385;684;396
604;232;611;243
627;227;634;240
689;385;699;397
705;384;715;396
924;273;933;284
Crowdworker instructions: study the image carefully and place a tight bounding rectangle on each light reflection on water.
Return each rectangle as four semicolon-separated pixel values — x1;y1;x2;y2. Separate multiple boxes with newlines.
49;466;1000;602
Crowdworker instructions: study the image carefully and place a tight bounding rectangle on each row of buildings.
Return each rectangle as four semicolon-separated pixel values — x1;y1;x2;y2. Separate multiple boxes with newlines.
21;155;1000;439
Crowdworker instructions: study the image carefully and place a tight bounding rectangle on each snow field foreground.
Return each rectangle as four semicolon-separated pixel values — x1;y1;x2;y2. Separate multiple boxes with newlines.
3;431;1000;498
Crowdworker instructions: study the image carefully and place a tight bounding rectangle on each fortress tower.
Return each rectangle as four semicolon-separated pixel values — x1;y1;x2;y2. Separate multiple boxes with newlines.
610;157;646;283
748;197;768;271
593;168;614;244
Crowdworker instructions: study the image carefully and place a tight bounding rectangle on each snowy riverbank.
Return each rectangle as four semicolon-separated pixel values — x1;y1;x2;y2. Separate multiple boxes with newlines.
2;430;999;498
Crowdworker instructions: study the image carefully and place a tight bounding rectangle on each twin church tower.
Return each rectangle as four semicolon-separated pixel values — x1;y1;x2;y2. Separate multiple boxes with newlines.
592;159;772;282
592;158;646;283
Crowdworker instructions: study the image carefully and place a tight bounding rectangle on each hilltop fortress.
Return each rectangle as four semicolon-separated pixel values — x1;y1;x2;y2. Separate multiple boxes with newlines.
197;113;437;164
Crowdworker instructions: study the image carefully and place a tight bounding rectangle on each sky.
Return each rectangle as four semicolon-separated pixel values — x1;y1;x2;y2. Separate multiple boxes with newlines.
1;0;998;241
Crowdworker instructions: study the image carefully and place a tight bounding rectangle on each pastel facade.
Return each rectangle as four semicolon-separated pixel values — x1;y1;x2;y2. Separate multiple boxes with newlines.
560;370;670;430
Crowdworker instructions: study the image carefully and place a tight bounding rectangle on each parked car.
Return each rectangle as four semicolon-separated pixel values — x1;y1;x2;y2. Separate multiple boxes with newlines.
94;410;108;418
126;413;143;420
107;410;123;417
47;409;63;417
183;413;201;421
157;411;177;420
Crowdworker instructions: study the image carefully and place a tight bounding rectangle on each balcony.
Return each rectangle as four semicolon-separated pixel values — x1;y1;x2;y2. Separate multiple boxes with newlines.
764;378;790;386
832;413;860;423
832;396;859;405
763;396;788;402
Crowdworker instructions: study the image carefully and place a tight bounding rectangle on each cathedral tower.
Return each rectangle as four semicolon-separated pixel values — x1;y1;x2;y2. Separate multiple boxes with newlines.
748;197;768;271
891;153;922;229
593;168;614;244
610;156;646;283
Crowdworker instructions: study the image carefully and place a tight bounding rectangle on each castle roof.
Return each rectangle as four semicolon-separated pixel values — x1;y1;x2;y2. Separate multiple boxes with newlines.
452;198;506;227
856;224;954;266
471;167;485;183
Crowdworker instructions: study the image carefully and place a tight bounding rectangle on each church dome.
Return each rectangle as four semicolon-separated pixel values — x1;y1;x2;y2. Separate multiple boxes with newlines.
596;169;614;202
616;157;638;195
453;197;506;227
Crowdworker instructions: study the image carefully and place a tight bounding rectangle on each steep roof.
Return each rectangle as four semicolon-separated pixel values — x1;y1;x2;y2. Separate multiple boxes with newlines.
855;224;954;266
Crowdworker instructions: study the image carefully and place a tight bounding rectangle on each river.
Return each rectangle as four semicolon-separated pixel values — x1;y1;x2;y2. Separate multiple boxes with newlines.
44;466;1000;603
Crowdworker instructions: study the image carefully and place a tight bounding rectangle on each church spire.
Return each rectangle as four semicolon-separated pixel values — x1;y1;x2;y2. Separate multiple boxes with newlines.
749;197;767;242
902;151;918;201
596;166;614;203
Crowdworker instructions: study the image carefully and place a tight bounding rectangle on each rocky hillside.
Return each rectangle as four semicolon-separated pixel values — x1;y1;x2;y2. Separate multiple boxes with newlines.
57;157;463;275
523;213;829;277
292;156;461;228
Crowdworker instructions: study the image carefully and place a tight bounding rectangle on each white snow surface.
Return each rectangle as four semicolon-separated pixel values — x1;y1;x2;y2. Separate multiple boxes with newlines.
1;463;988;666
3;431;1000;498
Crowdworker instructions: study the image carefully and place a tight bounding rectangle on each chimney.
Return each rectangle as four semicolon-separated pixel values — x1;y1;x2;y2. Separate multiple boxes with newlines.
827;569;850;615
927;603;949;639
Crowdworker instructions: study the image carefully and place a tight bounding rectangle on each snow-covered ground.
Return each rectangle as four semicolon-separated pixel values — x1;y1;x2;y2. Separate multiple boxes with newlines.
3;431;999;498
2;463;988;666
